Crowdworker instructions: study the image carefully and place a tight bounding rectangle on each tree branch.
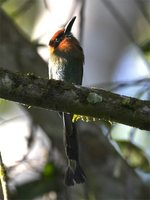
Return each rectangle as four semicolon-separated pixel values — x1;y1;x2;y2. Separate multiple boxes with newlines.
0;68;150;131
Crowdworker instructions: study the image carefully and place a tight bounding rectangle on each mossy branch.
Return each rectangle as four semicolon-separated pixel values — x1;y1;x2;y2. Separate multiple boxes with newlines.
0;68;150;130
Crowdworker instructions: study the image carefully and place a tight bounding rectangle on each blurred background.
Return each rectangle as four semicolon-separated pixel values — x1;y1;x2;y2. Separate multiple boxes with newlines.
0;0;150;199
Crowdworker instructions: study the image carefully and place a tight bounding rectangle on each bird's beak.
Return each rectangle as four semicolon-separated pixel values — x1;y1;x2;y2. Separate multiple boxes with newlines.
64;16;76;35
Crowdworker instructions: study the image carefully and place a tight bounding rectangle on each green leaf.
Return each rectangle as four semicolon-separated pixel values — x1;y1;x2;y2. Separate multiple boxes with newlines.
43;163;55;177
117;140;150;172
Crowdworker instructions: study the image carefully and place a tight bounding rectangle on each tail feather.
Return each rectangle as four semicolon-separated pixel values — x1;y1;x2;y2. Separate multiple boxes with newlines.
63;113;79;160
74;162;86;184
65;166;74;186
63;112;86;185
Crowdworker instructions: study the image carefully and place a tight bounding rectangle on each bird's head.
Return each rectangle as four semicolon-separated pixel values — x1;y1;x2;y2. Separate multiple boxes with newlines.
49;16;83;60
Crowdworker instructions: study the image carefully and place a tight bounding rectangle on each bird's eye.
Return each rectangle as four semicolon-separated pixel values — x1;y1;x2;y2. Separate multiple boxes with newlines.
55;37;60;43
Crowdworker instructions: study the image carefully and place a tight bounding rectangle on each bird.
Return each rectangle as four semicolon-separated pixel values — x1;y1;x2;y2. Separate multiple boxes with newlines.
48;16;85;186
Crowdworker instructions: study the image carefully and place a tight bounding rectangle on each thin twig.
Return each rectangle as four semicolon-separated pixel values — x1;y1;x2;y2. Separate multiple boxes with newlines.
0;115;25;126
11;0;34;17
135;0;150;25
101;0;136;43
43;0;51;12
79;0;86;44
97;77;150;91
0;152;9;200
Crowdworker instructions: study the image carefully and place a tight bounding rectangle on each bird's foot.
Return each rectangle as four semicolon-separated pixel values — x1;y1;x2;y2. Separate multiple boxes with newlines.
74;162;86;184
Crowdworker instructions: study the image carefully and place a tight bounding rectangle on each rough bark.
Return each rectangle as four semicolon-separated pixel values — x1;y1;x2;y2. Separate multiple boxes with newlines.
0;68;150;131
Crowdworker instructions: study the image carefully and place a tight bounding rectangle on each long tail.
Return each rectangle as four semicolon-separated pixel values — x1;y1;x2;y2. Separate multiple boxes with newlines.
63;113;86;186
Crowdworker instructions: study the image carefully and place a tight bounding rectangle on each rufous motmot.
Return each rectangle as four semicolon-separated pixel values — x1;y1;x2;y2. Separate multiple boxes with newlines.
48;16;85;186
